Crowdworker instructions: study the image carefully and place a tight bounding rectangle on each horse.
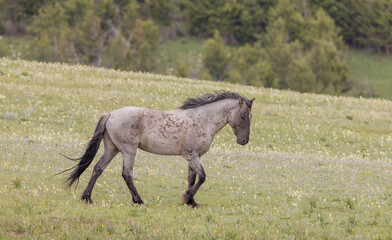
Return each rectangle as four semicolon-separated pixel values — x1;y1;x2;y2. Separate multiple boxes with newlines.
63;91;255;208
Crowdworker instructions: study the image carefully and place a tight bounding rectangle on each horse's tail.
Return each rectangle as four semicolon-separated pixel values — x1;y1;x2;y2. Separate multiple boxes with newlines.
64;113;111;188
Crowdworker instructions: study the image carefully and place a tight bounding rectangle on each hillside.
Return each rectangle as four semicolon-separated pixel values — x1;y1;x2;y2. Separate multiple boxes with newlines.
1;59;392;239
157;37;392;100
2;36;392;100
347;50;392;100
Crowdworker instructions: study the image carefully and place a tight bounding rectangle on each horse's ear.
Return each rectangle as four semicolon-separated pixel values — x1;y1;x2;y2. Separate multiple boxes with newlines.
238;97;243;105
247;98;255;108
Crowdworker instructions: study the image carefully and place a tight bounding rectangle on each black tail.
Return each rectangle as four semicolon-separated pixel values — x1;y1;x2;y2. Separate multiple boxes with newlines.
63;113;111;188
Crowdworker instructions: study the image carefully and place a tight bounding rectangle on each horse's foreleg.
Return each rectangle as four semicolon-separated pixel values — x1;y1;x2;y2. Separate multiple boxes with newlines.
121;146;143;205
182;157;206;208
188;165;196;189
185;165;197;206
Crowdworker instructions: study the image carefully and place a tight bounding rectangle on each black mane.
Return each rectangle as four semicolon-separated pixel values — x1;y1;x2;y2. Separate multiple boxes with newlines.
179;91;252;109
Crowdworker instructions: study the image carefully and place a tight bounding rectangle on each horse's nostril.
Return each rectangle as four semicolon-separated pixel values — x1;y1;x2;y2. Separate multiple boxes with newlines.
242;139;247;144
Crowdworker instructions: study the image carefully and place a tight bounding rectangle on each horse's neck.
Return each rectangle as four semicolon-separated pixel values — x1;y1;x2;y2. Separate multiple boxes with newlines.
202;99;238;136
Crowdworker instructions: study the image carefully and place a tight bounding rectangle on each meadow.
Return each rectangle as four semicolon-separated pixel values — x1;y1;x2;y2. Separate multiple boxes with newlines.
0;58;392;239
3;36;392;100
346;50;392;100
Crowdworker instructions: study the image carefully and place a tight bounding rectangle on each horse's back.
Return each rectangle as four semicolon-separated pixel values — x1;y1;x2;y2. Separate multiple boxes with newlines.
105;107;191;155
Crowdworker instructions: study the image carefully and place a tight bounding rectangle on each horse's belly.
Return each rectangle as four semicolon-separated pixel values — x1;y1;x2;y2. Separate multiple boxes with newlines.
138;138;183;155
139;129;184;155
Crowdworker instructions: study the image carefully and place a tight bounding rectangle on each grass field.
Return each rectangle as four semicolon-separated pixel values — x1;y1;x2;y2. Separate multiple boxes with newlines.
1;58;392;239
346;49;392;100
155;37;204;78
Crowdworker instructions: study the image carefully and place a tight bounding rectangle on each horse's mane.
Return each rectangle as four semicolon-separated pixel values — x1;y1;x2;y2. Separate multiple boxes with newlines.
179;91;252;109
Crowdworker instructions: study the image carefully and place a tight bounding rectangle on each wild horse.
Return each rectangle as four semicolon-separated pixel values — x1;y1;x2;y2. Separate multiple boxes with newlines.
64;91;254;208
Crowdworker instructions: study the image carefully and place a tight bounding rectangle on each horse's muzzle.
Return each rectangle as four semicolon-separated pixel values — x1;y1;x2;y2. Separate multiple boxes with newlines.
237;138;249;145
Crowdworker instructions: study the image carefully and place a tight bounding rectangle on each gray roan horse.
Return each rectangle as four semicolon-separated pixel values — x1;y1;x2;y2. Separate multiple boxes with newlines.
64;91;254;208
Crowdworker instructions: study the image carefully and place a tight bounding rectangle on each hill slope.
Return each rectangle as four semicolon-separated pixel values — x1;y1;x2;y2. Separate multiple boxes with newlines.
1;59;392;239
157;37;392;100
347;49;392;100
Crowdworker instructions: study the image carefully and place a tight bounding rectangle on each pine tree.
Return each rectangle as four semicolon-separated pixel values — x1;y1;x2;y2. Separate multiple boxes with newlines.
131;19;160;71
262;0;348;94
28;0;159;70
145;0;174;26
368;0;392;54
102;34;136;70
286;58;317;93
202;31;231;81
186;0;252;44
308;39;347;94
228;43;277;87
28;1;65;62
263;18;294;89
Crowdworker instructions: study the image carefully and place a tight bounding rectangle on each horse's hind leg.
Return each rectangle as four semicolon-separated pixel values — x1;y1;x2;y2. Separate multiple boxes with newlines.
81;132;118;204
121;145;143;205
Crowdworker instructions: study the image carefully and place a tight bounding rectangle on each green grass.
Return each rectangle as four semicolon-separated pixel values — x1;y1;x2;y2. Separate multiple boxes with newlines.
156;36;204;78
346;49;392;100
1;58;392;239
0;36;31;60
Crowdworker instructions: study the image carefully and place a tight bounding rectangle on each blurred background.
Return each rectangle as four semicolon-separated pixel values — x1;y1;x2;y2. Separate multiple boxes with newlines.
0;0;391;99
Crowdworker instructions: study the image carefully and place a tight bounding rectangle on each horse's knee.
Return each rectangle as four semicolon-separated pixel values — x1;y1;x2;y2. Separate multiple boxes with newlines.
93;164;104;175
199;172;206;184
188;173;196;181
122;171;133;180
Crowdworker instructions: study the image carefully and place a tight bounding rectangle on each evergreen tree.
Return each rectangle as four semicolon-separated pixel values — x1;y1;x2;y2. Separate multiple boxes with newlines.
267;0;305;42
242;0;278;39
102;34;136;70
301;8;345;51
309;0;392;53
308;0;352;43
202;31;231;81
28;0;159;70
308;39;347;94
145;0;174;26
0;0;50;34
368;0;392;54
263;18;294;89
186;0;252;44
131;19;160;71
286;58;317;93
28;1;65;61
228;43;277;87
262;0;348;94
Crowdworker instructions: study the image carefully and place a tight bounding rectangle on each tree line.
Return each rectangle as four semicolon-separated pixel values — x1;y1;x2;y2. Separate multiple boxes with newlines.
0;0;390;94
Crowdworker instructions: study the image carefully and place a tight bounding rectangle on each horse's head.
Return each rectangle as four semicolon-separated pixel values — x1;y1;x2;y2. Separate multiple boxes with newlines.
228;97;255;145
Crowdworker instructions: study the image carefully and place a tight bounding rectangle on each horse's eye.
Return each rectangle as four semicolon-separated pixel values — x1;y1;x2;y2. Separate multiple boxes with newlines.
241;115;245;119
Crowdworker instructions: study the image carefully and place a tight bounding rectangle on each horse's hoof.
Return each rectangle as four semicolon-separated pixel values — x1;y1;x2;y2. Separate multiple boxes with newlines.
133;199;144;205
190;201;200;209
182;194;200;208
181;194;191;204
81;196;94;205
